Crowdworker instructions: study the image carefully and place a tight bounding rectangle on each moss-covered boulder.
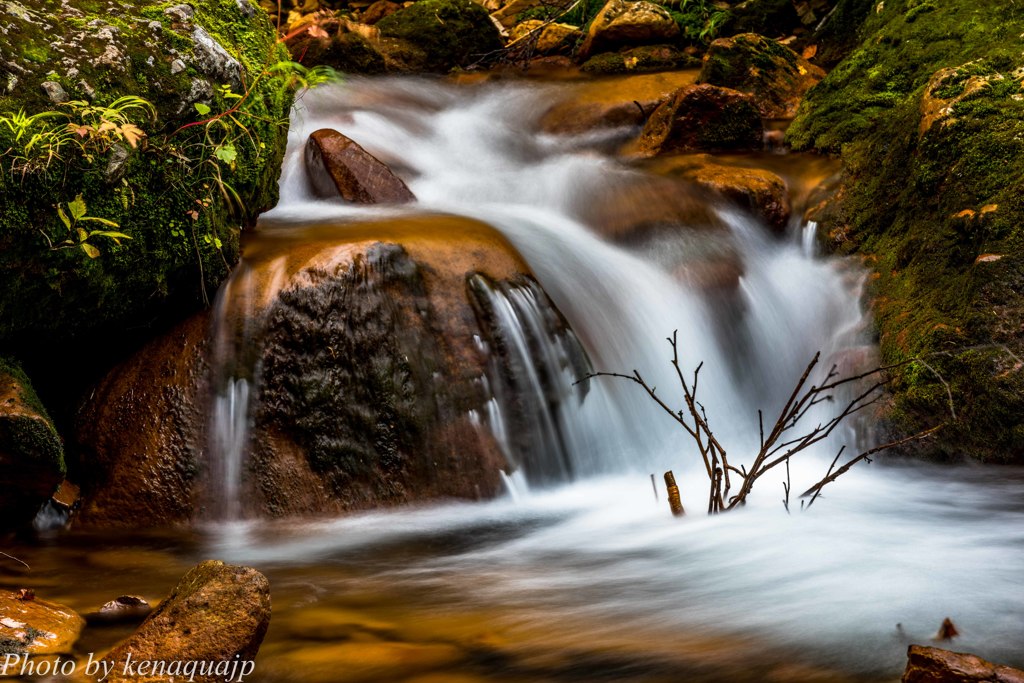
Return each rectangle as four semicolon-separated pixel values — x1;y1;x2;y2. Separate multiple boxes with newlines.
102;561;270;683
285;22;388;74
0;0;293;352
376;0;503;73
788;0;1024;462
0;358;64;531
628;83;764;155
698;33;825;118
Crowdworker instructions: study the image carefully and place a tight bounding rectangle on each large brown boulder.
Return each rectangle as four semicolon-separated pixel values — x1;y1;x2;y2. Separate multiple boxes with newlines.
0;590;84;655
577;0;680;60
902;645;1024;683
101;561;270;683
539;71;697;135
76;215;587;523
698;33;826;119
629;84;764;156
305;129;416;204
74;314;210;528
236;215;587;514
0;359;64;531
509;21;581;55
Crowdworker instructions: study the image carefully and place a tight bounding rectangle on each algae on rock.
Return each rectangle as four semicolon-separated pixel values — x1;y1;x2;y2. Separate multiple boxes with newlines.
789;0;1024;462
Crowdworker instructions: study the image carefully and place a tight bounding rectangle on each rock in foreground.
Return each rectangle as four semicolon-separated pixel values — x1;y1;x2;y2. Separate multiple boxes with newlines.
902;645;1024;683
0;590;84;655
101;561;270;683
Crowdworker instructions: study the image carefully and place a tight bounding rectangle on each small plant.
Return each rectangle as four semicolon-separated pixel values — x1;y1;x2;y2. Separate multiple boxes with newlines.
43;195;132;258
65;95;156;157
664;0;730;45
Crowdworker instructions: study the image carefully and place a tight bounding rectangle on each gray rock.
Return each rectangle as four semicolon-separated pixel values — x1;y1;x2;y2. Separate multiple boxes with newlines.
175;77;213;115
163;3;194;22
40;80;68;103
234;0;256;18
105;143;131;184
190;26;243;90
170;58;186;74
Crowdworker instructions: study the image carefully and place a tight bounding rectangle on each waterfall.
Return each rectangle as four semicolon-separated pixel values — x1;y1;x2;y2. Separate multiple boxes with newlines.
207;77;869;512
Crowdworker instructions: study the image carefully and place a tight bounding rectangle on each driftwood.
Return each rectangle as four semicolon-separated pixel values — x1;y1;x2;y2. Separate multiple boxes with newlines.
583;331;946;514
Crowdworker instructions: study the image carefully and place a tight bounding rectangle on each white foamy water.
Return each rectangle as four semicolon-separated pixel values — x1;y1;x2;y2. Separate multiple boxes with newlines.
203;77;1024;678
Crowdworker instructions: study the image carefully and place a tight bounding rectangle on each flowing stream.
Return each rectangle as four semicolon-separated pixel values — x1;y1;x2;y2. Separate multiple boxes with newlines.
8;76;1024;682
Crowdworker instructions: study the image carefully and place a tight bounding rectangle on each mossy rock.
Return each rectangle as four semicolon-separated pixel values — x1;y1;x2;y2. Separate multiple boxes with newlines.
376;0;503;73
789;0;1024;463
0;0;293;353
581;45;700;74
0;357;64;531
698;33;824;118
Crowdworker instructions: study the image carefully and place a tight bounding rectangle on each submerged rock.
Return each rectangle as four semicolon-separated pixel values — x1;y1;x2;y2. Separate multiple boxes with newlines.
902;645;1024;683
629;84;764;156
0;590;84;655
577;0;680;60
0;358;64;532
305;129;416;204
102;561;270;683
698;33;825;119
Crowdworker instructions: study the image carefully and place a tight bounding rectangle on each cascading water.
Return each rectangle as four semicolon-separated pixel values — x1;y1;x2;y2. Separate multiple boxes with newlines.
197;77;1024;680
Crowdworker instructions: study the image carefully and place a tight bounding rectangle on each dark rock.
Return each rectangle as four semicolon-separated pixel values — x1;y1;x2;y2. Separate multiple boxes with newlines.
102;561;270;683
74;313;209;529
360;0;401;24
306;129;415;204
577;0;680;61
902;645;1024;683
630;84;764;156
0;358;64;532
376;0;503;73
698;33;825;119
286;29;387;75
86;596;153;625
0;589;84;655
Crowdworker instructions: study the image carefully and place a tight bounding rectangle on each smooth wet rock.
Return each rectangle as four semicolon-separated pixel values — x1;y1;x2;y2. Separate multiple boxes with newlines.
669;155;792;232
698;33;825;119
74;313;209;528
87;596;153;625
305;129;416;204
102;561;270;683
376;0;503;72
578;170;723;241
902;645;1024;683
577;0;680;60
0;359;64;532
0;590;84;655
629;84;764;156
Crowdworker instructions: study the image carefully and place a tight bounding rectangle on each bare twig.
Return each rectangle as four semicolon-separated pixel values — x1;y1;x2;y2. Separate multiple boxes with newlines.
0;551;30;570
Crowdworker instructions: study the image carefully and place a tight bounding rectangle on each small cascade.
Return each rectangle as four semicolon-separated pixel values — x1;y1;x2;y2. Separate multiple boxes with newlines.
468;274;592;484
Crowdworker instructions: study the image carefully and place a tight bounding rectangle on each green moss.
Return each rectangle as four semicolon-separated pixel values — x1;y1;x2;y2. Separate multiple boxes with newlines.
580;45;699;74
790;0;1024;462
376;0;503;73
0;0;293;350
